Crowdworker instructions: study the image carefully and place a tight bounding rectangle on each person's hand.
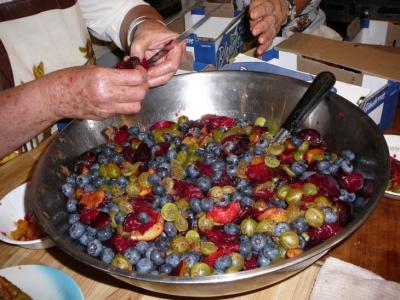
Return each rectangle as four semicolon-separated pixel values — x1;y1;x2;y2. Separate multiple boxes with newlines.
130;20;186;87
249;0;288;55
47;65;149;120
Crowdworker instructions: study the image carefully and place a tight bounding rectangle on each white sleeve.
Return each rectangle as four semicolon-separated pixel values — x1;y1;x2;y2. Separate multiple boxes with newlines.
78;0;149;49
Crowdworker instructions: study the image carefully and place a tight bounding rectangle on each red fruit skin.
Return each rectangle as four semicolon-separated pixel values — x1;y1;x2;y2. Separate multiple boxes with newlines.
214;241;240;252
201;115;235;129
253;189;275;201
91;212;111;229
196;162;214;177
338;172;365;192
122;142;151;163
174;180;204;199
154;142;171;157
308;223;343;241
213;172;234;187
203;248;235;268
279;150;295;164
207;201;241;224
336;200;352;226
246;163;273;183
203;229;238;244
123;207;159;234
107;234;137;253
114;125;129;145
307;173;340;199
244;256;258;270
298;128;322;146
79;207;99;225
149;120;176;130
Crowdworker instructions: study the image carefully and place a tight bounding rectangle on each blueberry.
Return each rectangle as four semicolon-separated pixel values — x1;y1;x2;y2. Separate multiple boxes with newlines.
62;183;75;197
165;253;180;268
163;133;173;142
150;249;165;266
92;177;105;188
200;198;214;212
204;153;216;165
181;252;200;268
274;222;290;236
97;154;109;165
166;149;177;161
354;196;368;210
339;189;356;202
292;217;309;233
96;227;113;242
291;161;307;175
69;222;85;239
164;222;177;237
148;173;161;186
66;199;78;212
224;223;240;235
328;164;339;175
160;264;173;274
341;150;355;161
111;153;124;164
223;141;235;153
268;199;288;209
197;176;212;192
340;160;354;174
135;241;149;254
155;236;170;251
123;247;141;265
116;176;128;187
226;155;239;165
136;258;154;274
211;170;223;182
65;174;77;186
299;171;316;181
239;240;252;258
236;179;249;190
188;127;201;137
298;236;306;249
137;132;147;141
257;254;271;267
186;164;200;178
211;161;225;173
156;167;169;178
128;126;140;136
240;196;254;207
242;185;253;197
317;160;330;171
101;247;115;264
242;152;254;163
214;255;232;271
159;195;172;207
145;245;156;259
226;164;237;177
158;162;171;172
291;136;303;147
114;212;125;224
232;192;243;201
76;174;89;188
239;235;250;243
87;239;103;257
251;233;268;252
189;198;202;214
68;213;80;225
152;184;165;196
262;245;279;260
322;207;337;224
86;226;97;237
101;146;113;156
216;195;230;207
79;233;94;246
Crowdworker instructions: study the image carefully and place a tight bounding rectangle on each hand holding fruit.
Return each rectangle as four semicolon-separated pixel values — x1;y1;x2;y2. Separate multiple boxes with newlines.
130;19;186;87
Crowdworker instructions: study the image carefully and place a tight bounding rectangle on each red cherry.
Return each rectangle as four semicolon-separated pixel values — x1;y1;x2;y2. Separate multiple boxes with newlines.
244;256;258;270
246;163;273;183
114;125;129;145
207;201;241;224
149;120;176;130
307;173;340;199
309;223;342;241
79;207;99;225
123;207;159;234
91;212;111;229
338;172;365;192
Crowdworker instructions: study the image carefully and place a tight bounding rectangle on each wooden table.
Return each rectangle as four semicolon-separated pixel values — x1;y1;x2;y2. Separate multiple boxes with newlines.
1;111;399;299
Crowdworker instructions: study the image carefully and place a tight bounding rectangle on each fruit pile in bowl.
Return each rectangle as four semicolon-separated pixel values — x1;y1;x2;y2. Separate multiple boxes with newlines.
28;71;389;297
60;114;367;277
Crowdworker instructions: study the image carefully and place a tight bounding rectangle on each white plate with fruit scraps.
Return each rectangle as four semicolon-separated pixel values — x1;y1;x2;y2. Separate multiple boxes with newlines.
384;135;400;200
0;265;84;300
0;183;54;249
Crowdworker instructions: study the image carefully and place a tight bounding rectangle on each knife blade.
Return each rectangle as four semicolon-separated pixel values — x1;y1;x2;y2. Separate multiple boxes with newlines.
147;1;227;67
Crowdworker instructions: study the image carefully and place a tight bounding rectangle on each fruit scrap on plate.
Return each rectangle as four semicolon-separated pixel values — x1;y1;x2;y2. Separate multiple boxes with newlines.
0;276;32;300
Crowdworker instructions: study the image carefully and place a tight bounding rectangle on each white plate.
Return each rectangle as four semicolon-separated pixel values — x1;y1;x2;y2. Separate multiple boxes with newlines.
384;135;400;200
0;183;54;249
0;265;84;300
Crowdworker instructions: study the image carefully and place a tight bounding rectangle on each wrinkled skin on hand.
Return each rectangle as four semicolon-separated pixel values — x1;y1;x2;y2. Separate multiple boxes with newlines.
47;65;149;120
249;0;288;55
130;20;186;87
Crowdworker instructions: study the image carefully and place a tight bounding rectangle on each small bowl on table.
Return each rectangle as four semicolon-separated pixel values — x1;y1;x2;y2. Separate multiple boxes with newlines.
0;182;54;249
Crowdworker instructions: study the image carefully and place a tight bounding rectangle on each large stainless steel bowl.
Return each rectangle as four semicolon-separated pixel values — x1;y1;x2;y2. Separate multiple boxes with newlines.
29;71;389;297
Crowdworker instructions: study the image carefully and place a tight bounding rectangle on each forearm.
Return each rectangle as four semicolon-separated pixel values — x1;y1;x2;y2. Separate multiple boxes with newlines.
0;77;58;158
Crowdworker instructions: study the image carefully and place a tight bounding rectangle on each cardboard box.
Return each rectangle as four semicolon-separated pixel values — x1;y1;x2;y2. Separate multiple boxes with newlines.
347;17;400;47
224;33;400;131
168;3;252;71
